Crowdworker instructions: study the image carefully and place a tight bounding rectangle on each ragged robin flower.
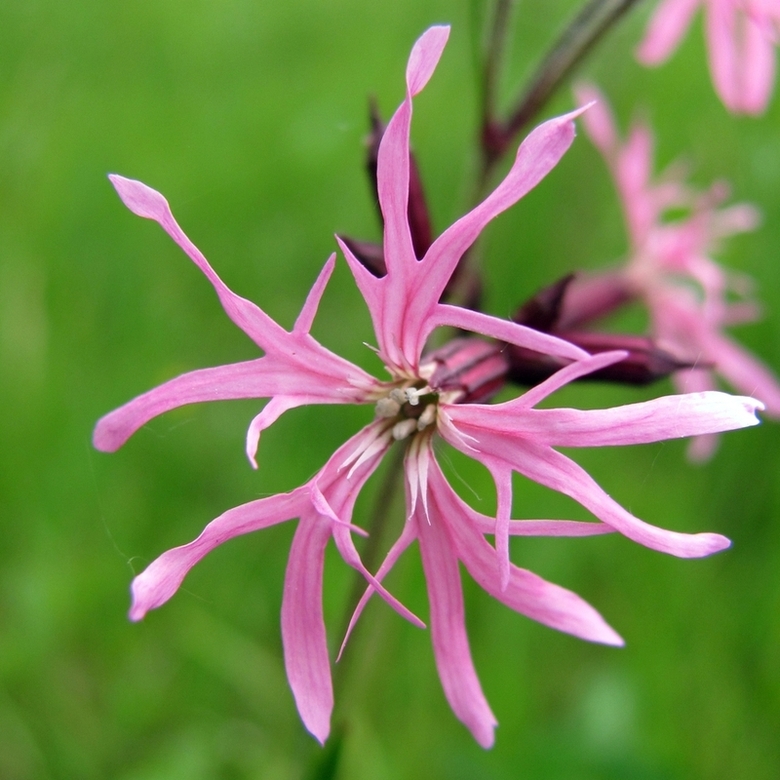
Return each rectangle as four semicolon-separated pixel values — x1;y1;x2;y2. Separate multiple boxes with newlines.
94;27;763;747
568;83;780;459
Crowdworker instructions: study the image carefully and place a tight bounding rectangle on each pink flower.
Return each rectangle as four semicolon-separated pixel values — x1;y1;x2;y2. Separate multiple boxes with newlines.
636;0;780;115
573;83;780;459
95;28;763;747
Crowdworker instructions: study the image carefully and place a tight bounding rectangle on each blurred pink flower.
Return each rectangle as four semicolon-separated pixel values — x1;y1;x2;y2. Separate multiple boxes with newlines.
95;29;763;747
637;0;780;114
573;83;780;458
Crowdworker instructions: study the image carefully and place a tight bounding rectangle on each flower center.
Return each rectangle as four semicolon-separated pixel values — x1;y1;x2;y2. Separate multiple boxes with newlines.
372;337;512;441
374;382;439;440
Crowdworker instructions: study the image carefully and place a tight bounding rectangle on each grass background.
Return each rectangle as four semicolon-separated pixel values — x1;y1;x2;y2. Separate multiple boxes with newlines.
1;0;779;778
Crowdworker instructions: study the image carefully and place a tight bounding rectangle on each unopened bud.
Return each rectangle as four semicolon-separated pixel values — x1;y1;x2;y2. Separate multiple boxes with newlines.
506;331;699;387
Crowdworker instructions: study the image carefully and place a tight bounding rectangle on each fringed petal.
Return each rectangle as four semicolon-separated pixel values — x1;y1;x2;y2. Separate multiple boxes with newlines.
416;498;497;748
282;518;334;744
109;175;289;351
129;488;307;620
427;304;588;362
449;391;762;448
426;459;623;646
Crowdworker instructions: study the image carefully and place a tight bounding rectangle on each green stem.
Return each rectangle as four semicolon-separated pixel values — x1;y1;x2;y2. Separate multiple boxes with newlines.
481;0;646;185
480;0;516;140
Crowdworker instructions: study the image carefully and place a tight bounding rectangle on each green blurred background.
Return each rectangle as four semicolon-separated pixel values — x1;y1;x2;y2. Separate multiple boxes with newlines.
2;1;779;778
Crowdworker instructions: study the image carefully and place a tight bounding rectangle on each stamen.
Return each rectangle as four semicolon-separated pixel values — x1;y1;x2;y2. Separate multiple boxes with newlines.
392;419;418;440
404;386;431;406
389;388;407;404
376;397;401;417
417;403;436;431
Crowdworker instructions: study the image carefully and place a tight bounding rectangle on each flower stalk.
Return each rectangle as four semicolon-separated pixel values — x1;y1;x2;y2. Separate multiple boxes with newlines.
480;0;647;181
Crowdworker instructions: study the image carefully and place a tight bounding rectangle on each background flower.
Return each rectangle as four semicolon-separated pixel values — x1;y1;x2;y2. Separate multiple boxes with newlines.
571;82;780;458
637;0;780;114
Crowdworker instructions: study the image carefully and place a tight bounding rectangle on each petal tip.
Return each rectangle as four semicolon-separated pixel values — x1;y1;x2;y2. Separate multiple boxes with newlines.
128;598;147;622
92;417;123;453
299;710;330;747
710;534;732;553
109;173;170;221
601;626;625;648
475;727;496;750
406;25;450;96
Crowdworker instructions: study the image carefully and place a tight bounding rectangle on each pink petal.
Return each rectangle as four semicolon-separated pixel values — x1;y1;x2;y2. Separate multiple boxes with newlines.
93;355;367;453
619;123;657;241
129;488;308;621
109;176;375;386
489;462;513;591
335;235;399;370
420;471;614;537
451;391;762;448
318;420;392;501
439;417;731;558
109;175;288;352
427;107;586;273
739;11;776;114
427;460;623;646
310;483;369;537
710;202;762;239
492;519;615;537
506;351;627;409
379;25;449;287
409;109;587;349
492;437;731;558
314;423;424;629
459;535;625;647
406;26;451;96
687;431;721;462
637;0;701;64
703;330;780;417
293;254;337;335
128;421;392;620
338;519;420;660
406;434;432;520
706;0;743;111
371;31;451;366
282;518;334;744
670;368;722;460
93;359;278;452
331;522;424;629
416;499;497;749
427;304;589;361
246;396;313;469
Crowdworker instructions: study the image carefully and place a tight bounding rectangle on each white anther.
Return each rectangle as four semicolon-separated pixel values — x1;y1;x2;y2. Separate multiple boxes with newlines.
389;388;407;405
375;397;401;418
392;419;418;441
404;386;432;406
416;404;437;431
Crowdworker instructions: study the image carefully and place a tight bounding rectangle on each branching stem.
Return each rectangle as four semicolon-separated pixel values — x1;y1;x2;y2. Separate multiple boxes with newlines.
480;0;646;186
